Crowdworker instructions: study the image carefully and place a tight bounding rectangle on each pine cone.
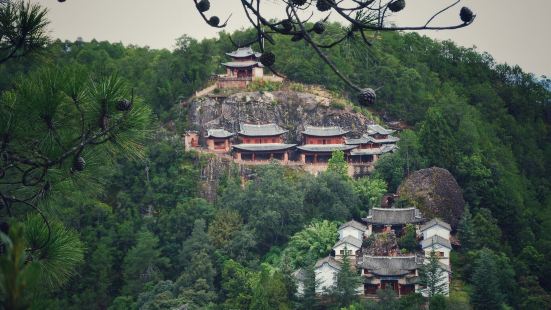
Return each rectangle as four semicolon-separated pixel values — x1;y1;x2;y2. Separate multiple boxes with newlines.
196;0;210;13
292;0;307;6
259;52;276;67
208;16;220;26
316;0;332;12
73;156;86;172
313;22;325;34
388;0;405;12
280;19;293;33
460;7;473;23
116;99;132;111
358;88;376;105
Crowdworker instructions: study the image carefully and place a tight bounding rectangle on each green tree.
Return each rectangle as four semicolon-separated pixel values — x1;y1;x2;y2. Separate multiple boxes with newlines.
0;1;49;64
419;107;459;169
251;264;291;310
330;248;361;307
282;220;338;268
353;176;388;209
471;208;502;250
418;251;448;298
221;259;254;310
457;206;475;251
298;260;319;310
122;229;169;296
470;249;504;310
327;150;348;178
398;224;417;253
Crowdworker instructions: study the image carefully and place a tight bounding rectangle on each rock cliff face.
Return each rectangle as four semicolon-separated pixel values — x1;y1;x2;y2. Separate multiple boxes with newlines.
187;91;374;143
397;167;465;229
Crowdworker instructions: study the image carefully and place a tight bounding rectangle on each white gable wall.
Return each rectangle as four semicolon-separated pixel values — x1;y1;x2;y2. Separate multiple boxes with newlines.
333;242;360;259
339;226;364;240
315;263;338;294
422;226;450;240
423;244;451;266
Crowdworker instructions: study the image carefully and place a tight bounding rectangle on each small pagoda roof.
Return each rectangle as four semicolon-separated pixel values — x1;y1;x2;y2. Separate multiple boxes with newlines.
421;235;452;250
232;143;296;152
363;207;424;225
334;236;363;249
339;220;367;232
315;256;341;271
360;255;422;276
302;126;349;137
206;129;234;139
367;124;396;135
420;218;452;232
225;46;261;58
350;145;398;156
222;61;263;68
239;123;287;137
297;144;356;153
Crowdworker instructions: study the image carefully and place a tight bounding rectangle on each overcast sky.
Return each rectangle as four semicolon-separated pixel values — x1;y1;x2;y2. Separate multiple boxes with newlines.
33;0;551;77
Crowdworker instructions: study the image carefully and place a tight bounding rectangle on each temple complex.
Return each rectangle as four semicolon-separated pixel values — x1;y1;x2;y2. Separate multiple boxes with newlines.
184;123;399;176
232;123;296;162
217;46;264;89
293;195;453;300
297;126;356;163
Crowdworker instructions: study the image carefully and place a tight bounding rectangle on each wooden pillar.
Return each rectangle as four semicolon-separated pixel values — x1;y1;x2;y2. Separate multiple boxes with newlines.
236;152;242;161
270;153;273;160
300;153;305;163
314;154;318;164
284;152;289;163
252;153;256;162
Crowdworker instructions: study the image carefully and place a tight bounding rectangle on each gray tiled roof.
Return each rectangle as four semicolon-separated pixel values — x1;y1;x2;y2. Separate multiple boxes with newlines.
350;145;398;156
346;134;399;145
302;126;349;137
367;124;396;135
334;236;363;249
239;123;287;137
222;61;262;68
420;218;452;232
225;46;260;58
232;143;296;152
315;256;341;270
297;144;356;153
206;129;234;139
421;235;452;250
339;220;367;232
364;207;424;225
360;255;421;276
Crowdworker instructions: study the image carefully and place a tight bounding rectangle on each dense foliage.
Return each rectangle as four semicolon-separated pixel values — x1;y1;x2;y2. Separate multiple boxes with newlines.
0;20;550;309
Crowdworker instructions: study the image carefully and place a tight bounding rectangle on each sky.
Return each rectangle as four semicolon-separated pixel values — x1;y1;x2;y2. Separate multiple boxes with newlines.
32;0;551;77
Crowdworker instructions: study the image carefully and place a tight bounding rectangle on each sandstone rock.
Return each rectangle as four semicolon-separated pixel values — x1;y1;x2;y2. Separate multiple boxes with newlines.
397;167;465;229
187;90;374;145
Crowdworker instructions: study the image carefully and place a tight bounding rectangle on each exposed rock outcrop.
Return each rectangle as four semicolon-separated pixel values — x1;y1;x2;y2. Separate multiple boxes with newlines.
397;167;465;229
187;91;375;144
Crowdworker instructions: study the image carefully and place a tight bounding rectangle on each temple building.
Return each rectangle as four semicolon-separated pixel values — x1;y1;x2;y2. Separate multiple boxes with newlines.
232;123;296;162
346;124;399;163
293;211;452;299
364;207;424;235
218;46;264;89
205;129;234;152
297;126;356;164
360;255;422;296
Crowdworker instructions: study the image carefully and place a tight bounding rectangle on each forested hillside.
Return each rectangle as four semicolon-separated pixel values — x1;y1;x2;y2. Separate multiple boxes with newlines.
1;22;551;309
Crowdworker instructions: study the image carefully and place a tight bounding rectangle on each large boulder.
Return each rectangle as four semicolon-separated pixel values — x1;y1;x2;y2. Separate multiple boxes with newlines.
397;167;465;229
